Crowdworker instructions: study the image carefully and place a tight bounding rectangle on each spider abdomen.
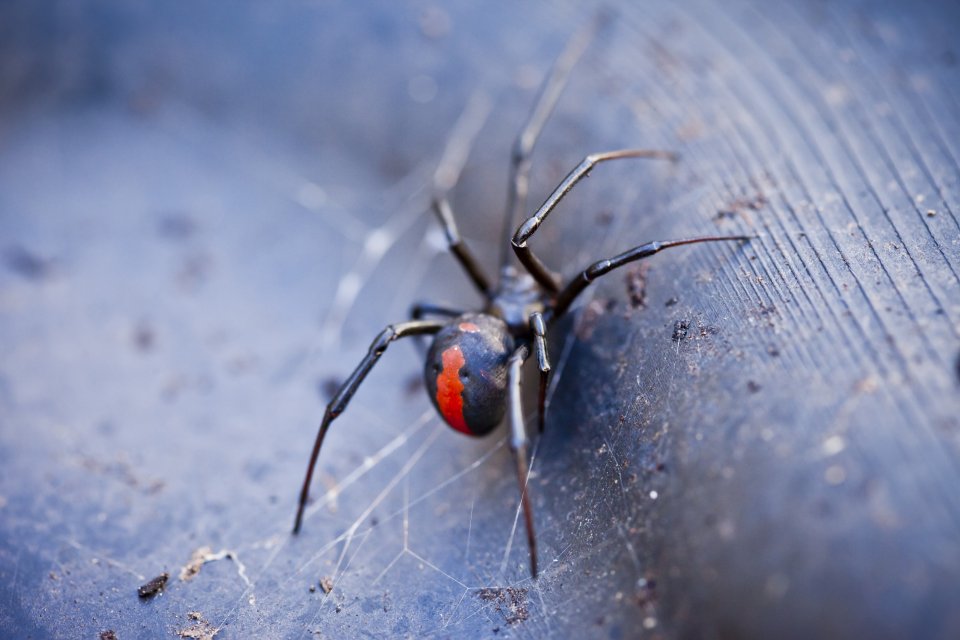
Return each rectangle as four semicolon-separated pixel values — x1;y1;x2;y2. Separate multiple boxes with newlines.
424;313;514;436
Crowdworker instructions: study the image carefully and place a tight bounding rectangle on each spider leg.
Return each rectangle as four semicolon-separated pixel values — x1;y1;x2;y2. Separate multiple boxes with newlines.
410;302;463;321
293;319;445;534
512;149;678;292
507;344;539;579
409;302;463;356
432;196;492;297
549;234;756;320
499;15;606;270
530;312;551;434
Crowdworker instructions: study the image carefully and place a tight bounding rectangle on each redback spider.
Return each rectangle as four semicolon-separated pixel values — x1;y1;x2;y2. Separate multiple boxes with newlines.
292;20;753;579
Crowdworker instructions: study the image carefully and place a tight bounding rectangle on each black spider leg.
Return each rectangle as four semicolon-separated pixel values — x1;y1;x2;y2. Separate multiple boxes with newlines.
530;312;550;433
293;319;446;534
410;302;463;320
548;235;756;321
409;302;463;356
499;15;605;270
433;196;492;297
506;344;538;579
512;149;678;292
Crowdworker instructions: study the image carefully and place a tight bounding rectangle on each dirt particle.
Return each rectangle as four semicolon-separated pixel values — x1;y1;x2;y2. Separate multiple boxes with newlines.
320;577;334;594
698;324;720;338
716;193;767;221
636;575;658;606
180;547;213;581
672;320;689;342
137;572;169;598
177;611;219;640
476;587;529;625
624;263;649;309
747;380;762;393
664;296;678;307
100;631;118;640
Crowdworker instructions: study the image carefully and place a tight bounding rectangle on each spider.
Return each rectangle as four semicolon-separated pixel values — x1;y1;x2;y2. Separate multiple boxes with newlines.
292;20;752;580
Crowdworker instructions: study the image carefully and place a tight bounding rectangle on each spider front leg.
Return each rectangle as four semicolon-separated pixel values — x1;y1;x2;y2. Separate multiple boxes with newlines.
530;312;550;434
507;344;539;579
549;235;756;320
499;15;605;269
293;319;445;534
432;196;492;297
512;149;678;292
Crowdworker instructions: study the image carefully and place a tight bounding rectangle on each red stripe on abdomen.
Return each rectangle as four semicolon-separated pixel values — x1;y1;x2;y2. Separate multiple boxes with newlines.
436;345;470;434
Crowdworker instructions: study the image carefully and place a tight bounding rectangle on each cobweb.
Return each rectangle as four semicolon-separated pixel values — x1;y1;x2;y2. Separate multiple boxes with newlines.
0;5;681;638
201;86;640;637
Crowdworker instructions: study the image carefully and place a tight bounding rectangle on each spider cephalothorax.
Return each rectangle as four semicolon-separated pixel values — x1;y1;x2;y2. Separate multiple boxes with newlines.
291;19;753;580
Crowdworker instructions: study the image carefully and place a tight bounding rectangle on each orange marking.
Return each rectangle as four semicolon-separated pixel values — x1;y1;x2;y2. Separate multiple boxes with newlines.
458;322;480;332
436;345;470;434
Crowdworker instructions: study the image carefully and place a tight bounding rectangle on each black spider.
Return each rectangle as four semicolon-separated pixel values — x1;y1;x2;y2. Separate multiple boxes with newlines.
292;21;752;580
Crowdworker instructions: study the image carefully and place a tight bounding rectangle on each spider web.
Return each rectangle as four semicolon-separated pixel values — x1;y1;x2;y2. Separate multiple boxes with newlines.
0;3;689;638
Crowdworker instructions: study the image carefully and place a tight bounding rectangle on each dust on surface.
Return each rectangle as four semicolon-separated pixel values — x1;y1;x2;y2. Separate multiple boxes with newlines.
177;611;219;640
475;587;529;626
137;572;169;598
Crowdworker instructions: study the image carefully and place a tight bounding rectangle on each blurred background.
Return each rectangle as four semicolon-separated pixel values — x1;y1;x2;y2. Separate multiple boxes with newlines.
1;1;958;638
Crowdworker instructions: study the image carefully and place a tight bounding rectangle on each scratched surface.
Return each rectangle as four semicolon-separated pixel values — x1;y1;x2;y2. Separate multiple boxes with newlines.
1;0;959;638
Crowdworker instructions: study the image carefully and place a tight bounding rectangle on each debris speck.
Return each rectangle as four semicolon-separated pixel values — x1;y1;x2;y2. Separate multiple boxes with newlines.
177;612;219;640
100;631;118;640
476;587;529;625
747;380;761;393
672;320;689;342
180;547;213;581
320;577;334;594
716;193;767;221
138;572;169;598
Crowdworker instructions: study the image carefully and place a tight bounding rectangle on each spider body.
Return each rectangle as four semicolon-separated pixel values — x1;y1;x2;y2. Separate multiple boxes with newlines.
291;20;754;581
487;267;546;334
425;312;514;436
